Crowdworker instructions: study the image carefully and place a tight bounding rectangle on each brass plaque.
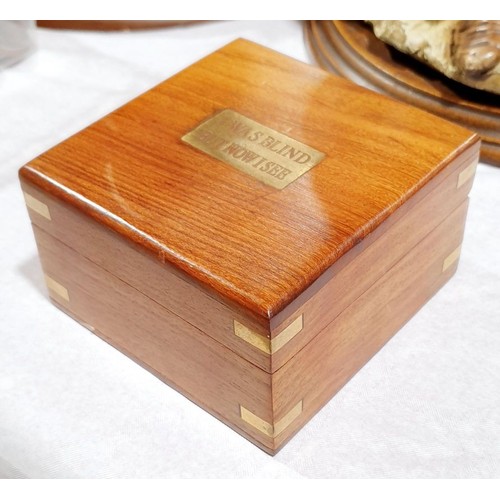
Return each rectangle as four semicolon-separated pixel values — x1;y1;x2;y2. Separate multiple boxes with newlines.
182;109;325;189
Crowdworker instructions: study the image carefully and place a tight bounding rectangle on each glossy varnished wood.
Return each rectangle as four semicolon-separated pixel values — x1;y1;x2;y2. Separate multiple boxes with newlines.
20;181;274;372
19;39;479;322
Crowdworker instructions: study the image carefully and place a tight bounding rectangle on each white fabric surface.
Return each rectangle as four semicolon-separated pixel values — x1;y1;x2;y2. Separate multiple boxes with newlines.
0;20;499;479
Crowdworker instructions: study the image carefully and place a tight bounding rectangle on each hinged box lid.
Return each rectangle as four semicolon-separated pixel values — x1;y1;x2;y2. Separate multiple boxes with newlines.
20;39;479;371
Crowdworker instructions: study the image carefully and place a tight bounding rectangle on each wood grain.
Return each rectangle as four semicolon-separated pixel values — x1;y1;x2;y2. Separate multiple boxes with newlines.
20;180;275;372
19;39;479;323
306;21;499;166
32;224;277;453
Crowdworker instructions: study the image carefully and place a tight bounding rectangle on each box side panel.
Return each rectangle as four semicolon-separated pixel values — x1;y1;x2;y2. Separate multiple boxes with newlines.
32;225;277;453
266;199;469;451
265;149;478;371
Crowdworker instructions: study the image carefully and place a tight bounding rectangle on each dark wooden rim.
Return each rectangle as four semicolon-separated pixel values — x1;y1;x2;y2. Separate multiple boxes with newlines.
36;20;204;31
305;21;500;166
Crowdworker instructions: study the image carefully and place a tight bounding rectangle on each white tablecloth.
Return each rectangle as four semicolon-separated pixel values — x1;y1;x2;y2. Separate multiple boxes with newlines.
1;21;499;479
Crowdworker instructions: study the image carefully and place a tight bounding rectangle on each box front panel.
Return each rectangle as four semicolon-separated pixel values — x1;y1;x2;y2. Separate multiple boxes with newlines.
32;225;277;453
20;179;276;372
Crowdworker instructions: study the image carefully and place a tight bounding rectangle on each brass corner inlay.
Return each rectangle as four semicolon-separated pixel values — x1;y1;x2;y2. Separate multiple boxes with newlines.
457;160;478;188
233;314;303;355
234;320;271;354
240;400;303;438
182;109;325;189
45;275;69;301
442;245;462;272
23;192;51;220
271;315;304;353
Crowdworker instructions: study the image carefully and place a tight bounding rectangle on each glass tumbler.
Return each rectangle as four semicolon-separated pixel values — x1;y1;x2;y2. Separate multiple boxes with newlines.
0;20;35;69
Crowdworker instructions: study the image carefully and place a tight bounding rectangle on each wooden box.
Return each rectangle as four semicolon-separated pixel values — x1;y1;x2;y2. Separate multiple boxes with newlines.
19;39;480;454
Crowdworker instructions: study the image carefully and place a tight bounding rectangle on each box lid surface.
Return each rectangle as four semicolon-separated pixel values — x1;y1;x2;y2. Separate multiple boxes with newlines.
20;39;478;321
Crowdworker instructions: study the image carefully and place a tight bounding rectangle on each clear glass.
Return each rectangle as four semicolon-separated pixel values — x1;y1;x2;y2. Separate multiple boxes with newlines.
0;20;35;69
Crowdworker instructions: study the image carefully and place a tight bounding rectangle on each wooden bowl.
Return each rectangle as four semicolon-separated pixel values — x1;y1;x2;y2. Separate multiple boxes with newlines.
305;20;500;166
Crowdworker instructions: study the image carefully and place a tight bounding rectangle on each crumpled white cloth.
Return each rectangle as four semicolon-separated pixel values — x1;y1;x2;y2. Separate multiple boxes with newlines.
0;21;499;479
